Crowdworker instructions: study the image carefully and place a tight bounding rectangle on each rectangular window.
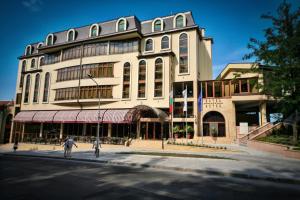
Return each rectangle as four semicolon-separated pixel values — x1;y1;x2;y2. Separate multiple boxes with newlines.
241;79;249;93
207;82;213;97
214;82;222;97
223;81;230;97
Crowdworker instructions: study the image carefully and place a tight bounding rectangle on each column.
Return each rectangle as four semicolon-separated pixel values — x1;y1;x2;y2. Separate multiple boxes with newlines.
9;121;14;143
59;123;64;139
146;122;149;140
21;123;25;142
108;124;112;137
82;123;87;136
137;122;140;139
39;123;43;138
259;102;267;125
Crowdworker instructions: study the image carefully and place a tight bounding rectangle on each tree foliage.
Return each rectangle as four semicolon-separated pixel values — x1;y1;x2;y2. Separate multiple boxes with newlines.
244;1;300;117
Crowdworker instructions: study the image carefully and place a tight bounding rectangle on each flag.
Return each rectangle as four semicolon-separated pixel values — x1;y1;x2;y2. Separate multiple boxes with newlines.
198;83;203;112
169;90;173;113
182;88;187;112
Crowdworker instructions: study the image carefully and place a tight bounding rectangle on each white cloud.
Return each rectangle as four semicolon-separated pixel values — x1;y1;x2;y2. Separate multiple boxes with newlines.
22;0;43;12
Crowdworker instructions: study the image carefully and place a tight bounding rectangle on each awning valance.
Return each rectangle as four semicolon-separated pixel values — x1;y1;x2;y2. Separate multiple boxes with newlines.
32;111;58;123
52;110;81;123
14;111;37;122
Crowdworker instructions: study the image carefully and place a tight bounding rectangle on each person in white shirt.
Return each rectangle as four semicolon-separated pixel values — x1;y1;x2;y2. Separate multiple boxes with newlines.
63;136;78;158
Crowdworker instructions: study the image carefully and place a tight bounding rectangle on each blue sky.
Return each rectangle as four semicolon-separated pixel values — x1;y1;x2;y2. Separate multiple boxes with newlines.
0;0;299;100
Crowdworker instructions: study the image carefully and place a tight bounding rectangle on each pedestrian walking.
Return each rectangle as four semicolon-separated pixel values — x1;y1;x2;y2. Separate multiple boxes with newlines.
62;136;78;158
92;139;101;157
13;140;18;152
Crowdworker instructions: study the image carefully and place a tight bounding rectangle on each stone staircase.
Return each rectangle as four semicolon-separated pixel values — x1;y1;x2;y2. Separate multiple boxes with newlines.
239;123;274;146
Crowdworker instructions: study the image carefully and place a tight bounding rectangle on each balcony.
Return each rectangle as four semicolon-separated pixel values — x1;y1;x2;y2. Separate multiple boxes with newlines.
199;77;259;98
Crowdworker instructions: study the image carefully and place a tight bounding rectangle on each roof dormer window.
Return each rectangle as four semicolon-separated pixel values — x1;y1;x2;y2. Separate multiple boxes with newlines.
116;18;127;32
152;18;163;32
89;24;99;37
67;29;76;42
174;13;186;28
25;45;32;56
46;34;54;46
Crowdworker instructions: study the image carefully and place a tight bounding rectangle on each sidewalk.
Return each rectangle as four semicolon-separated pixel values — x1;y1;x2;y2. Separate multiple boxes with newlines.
1;143;300;184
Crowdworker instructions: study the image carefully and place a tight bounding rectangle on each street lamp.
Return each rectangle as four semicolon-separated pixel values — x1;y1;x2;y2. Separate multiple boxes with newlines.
88;73;100;158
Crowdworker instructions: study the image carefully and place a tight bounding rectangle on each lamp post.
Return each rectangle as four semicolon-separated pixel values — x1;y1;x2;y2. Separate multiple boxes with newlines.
88;74;100;158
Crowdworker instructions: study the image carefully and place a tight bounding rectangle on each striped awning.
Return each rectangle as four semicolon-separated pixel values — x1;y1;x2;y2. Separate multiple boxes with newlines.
103;109;132;123
76;110;107;123
14;111;37;122
32;111;58;123
14;109;133;123
52;110;81;123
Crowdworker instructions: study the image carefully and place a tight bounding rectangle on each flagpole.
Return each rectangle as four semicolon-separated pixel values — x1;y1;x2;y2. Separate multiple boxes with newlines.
201;83;204;145
185;85;188;142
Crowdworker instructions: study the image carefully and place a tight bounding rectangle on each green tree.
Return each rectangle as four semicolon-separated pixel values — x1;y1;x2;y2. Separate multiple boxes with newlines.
244;1;300;144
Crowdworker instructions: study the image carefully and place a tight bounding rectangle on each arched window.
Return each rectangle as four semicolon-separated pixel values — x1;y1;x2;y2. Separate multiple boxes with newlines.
25;45;32;56
153;19;162;31
203;111;226;137
161;36;169;49
175;15;184;28
24;75;31;103
46;34;54;46
67;29;75;42
122;62;131;98
43;72;50;102
20;60;26;87
90;24;98;37
138;60;146;98
39;57;44;66
117;19;126;32
31;59;36;68
154;58;163;97
37;43;43;49
145;39;153;52
33;74;40;103
179;33;188;73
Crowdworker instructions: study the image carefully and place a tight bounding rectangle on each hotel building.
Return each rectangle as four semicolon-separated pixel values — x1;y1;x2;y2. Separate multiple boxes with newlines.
10;12;275;144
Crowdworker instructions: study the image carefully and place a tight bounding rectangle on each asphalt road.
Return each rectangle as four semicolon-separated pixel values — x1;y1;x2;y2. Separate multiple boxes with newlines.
0;155;299;200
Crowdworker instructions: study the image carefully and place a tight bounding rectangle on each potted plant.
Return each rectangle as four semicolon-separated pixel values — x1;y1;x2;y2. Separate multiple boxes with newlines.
179;129;185;138
186;125;194;139
211;127;218;143
173;125;180;139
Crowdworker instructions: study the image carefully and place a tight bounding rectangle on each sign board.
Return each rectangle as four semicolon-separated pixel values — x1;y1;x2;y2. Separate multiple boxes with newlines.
239;122;249;135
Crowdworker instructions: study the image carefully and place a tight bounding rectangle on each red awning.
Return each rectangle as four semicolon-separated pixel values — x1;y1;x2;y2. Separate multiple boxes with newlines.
14;111;37;122
76;110;107;123
103;109;132;123
52;110;80;123
32;111;58;123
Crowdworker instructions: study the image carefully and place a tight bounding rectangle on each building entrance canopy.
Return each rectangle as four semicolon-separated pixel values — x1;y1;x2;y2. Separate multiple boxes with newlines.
14;109;134;124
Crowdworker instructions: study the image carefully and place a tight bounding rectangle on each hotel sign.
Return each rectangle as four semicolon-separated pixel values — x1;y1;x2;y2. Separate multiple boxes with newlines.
203;99;223;108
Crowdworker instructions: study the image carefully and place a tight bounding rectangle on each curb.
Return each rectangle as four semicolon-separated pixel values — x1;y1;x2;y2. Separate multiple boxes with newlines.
1;153;300;185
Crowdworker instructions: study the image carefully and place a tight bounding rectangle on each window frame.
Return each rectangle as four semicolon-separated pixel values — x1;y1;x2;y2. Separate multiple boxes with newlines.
137;60;147;99
154;57;164;98
46;34;54;46
23;74;31;104
33;73;41;103
144;38;154;52
67;29;76;42
161;35;170;50
116;18;127;32
42;72;51;103
25;45;32;56
152;18;163;32
174;13;186;28
89;24;99;37
178;32;189;74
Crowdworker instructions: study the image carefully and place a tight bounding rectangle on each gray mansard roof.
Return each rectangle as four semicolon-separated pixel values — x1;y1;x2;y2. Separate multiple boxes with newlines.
24;11;198;56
